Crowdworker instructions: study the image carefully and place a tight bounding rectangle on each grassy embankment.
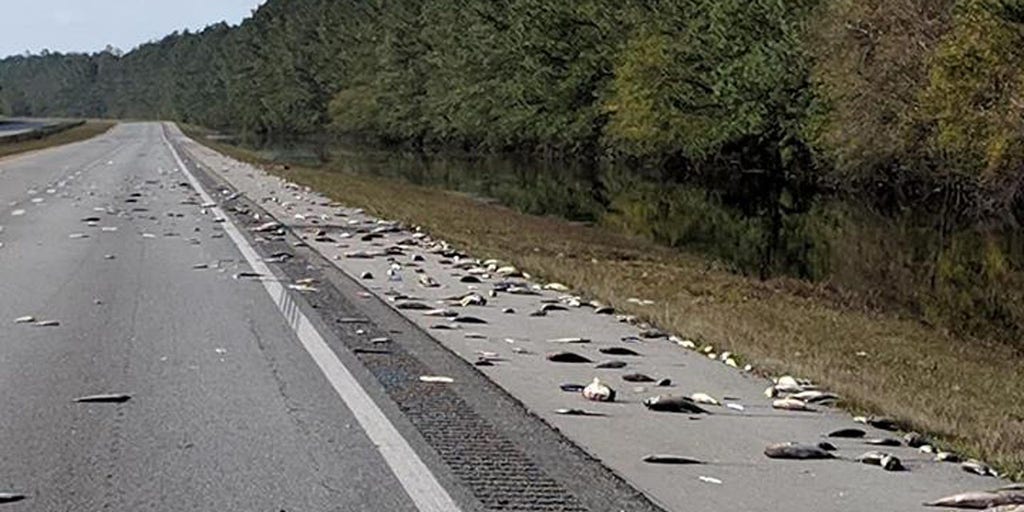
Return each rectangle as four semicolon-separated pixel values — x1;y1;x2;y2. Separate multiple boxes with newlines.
185;125;1023;481
0;121;115;160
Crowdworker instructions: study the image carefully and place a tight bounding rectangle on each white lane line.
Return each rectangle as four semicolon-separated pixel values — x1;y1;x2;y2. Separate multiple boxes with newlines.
160;124;461;512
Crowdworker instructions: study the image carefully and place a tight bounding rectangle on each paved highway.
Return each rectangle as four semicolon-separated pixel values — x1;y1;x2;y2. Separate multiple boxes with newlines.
0;124;441;511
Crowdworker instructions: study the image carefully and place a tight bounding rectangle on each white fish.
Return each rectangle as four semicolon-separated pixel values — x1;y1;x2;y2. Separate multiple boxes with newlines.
419;376;454;384
690;393;720;406
582;378;615;402
772;398;814;412
548;337;590;344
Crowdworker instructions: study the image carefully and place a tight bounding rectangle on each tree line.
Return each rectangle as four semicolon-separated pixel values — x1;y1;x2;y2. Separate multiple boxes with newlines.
1;0;1022;221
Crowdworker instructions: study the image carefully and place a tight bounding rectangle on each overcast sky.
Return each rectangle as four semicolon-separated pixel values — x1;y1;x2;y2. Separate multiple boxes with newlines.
0;1;266;58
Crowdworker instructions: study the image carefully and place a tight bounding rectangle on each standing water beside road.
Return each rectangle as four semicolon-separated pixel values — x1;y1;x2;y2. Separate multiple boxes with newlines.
224;134;1024;349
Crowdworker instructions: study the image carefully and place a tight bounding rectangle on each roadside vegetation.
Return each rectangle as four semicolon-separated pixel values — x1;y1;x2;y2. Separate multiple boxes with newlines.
0;120;114;160
188;125;1024;481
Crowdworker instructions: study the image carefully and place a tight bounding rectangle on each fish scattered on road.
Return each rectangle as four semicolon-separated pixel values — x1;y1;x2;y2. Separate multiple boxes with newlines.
764;443;834;460
0;493;26;504
419;376;454;384
642;454;703;465
582;378;615;402
74;393;132;404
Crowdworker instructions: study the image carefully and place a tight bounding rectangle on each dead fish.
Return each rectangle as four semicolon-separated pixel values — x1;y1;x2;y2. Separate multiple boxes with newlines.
924;490;1024;509
594;306;615;315
903;432;930;448
345;251;378;259
582;378;615;402
418;376;454;384
642;454;703;465
690;393;720;406
643;395;709;414
192;263;209;270
547;352;592;363
353;348;391;355
452;315;487;324
395;301;433;311
772;398;814;412
984;505;1024;512
338;317;370;324
540;303;568;313
856;451;904;471
0;492;26;504
554;408;603;417
422;308;458;317
548;337;590;344
622;373;656;383
880;454;905;471
560;383;586;392
264;251;294;263
544;282;570;292
13;316;36;324
418;275;439;288
791;390;840;404
595;360;627;369
861;416;900;431
33;320;60;327
961;459;998;477
458;294;486;307
764;442;834;460
772;375;813;394
74;393;131;403
827;428;866;438
233;272;263;280
599;347;640;356
864;438;902;447
252;221;282;233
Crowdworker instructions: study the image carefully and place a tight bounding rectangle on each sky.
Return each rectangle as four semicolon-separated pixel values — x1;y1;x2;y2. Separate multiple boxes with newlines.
0;1;267;58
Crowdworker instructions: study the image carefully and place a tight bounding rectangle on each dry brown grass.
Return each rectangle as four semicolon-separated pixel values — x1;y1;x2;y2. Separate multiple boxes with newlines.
0;120;116;160
188;127;1024;481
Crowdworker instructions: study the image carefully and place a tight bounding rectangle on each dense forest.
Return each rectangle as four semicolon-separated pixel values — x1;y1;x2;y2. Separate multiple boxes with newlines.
2;0;1024;340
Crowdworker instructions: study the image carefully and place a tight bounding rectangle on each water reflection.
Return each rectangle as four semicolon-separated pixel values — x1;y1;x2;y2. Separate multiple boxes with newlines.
233;136;1024;343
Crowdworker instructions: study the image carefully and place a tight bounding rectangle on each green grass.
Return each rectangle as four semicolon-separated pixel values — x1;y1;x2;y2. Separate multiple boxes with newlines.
0;120;116;160
185;124;1024;481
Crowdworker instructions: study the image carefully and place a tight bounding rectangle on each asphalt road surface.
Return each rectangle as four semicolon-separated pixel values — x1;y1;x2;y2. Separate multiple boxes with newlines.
0;124;445;511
